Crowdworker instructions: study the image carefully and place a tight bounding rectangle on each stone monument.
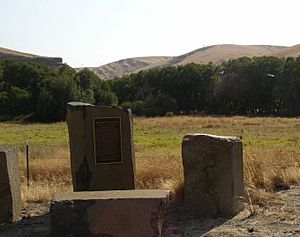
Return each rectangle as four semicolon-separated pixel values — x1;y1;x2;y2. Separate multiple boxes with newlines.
50;189;170;237
182;134;243;216
66;102;135;191
0;148;21;223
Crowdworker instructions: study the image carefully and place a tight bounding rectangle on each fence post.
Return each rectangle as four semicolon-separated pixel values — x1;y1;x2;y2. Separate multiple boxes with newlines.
26;140;29;188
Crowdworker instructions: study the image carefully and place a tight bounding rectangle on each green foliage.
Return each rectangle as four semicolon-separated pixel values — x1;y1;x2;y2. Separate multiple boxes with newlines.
1;55;300;122
0;61;117;122
93;80;118;106
121;100;146;115
144;93;177;116
110;56;300;116
275;57;300;115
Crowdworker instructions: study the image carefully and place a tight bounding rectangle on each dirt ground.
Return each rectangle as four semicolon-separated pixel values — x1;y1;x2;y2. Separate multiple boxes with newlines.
1;186;300;237
165;185;300;237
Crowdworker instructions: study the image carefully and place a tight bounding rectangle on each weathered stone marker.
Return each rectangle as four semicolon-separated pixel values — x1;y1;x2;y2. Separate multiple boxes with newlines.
182;134;243;216
50;189;170;237
66;102;135;191
0;148;21;223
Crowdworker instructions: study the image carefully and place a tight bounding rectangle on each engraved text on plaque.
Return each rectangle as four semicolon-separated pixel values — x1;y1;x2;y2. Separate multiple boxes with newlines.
93;117;122;164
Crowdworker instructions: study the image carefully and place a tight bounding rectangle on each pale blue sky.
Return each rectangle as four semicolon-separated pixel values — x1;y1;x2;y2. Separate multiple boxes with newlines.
1;0;300;67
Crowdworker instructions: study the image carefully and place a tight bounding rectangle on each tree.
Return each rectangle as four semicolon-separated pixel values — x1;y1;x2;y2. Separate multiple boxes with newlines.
94;80;118;106
167;63;214;114
276;57;300;115
35;75;76;122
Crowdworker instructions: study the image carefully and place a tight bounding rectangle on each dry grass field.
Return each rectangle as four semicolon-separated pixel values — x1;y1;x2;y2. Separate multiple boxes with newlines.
0;116;300;209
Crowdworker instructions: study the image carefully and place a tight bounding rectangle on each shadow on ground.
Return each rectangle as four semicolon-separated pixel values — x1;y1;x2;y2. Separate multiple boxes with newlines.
0;202;231;237
0;213;50;237
164;202;230;237
2;186;300;237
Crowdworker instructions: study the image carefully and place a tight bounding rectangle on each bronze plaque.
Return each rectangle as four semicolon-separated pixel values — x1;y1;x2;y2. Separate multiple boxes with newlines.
93;117;122;164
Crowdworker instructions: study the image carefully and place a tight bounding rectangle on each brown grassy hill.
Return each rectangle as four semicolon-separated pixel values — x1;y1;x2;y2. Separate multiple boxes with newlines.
0;47;62;67
0;47;37;58
170;44;286;65
90;56;173;79
272;44;300;58
133;44;287;74
92;44;288;79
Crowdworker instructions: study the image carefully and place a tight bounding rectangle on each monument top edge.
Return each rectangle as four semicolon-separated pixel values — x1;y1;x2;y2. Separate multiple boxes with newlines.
52;189;170;201
67;102;94;107
183;133;241;142
67;102;130;112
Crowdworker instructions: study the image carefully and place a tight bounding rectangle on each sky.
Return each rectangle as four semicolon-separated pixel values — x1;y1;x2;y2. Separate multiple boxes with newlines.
1;0;300;67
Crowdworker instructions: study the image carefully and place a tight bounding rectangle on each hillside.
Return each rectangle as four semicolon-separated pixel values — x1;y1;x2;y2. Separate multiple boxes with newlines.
169;44;286;65
89;56;173;79
3;44;300;79
133;44;287;74
0;47;62;67
272;44;300;58
90;44;293;79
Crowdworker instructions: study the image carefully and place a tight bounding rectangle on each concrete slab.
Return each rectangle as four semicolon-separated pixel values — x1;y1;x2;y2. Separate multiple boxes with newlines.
50;189;170;237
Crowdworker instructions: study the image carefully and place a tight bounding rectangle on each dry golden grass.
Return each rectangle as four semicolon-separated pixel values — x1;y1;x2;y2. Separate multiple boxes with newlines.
135;149;184;202
17;146;71;203
244;148;300;192
7;116;299;205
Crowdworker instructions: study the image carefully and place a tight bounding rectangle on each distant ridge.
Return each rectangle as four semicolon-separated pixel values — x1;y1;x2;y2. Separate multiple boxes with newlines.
85;44;300;79
3;44;300;78
167;44;286;65
0;47;63;67
90;56;173;79
272;44;300;58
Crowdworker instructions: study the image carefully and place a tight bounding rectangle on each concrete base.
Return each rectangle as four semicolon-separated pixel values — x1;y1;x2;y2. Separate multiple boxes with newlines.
50;189;170;237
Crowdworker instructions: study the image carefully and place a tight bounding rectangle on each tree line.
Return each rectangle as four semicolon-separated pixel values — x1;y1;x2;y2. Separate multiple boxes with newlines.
110;56;300;116
0;56;299;122
0;60;117;122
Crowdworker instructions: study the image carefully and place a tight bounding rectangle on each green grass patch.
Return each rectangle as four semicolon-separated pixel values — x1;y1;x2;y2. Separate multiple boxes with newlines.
0;116;299;151
0;122;68;146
